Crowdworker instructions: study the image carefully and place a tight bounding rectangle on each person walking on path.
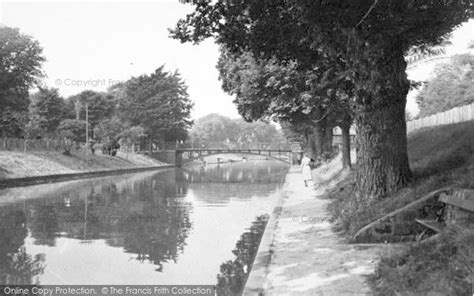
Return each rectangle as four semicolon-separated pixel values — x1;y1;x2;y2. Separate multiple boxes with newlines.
301;153;312;187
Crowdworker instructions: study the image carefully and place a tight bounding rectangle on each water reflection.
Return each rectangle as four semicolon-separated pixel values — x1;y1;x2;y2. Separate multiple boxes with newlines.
0;209;45;284
216;215;269;295
0;161;288;284
178;160;287;184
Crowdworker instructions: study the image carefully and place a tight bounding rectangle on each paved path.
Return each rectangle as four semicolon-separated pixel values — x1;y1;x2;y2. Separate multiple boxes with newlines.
245;160;388;295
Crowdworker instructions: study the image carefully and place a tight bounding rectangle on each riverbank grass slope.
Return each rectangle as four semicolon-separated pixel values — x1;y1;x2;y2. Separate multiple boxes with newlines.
0;150;164;179
328;120;474;295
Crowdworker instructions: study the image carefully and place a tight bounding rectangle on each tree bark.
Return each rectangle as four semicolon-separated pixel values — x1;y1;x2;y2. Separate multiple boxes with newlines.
311;121;325;160
354;53;412;203
340;121;351;169
323;123;333;159
308;133;318;160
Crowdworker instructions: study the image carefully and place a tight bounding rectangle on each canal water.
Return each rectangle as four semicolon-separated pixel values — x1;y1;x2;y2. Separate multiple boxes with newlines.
0;160;288;285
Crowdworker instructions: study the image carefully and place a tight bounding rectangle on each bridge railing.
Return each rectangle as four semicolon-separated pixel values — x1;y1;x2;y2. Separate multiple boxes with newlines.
165;141;291;150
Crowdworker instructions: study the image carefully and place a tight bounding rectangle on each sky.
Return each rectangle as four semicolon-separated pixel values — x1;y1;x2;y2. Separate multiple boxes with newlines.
1;1;240;119
0;1;472;119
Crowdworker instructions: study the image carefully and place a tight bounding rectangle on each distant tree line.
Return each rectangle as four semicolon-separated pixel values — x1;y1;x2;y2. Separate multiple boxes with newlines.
0;26;193;155
189;113;286;147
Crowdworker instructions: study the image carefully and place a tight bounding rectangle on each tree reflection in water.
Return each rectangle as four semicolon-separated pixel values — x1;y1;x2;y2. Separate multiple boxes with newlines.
0;162;286;284
1;170;192;279
0;208;45;284
177;161;287;184
216;215;269;296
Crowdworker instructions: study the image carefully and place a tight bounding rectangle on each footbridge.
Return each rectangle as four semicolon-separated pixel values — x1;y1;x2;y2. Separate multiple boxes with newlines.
147;145;293;166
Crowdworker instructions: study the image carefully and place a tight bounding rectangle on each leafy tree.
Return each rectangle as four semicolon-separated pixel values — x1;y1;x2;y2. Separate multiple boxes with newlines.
189;113;236;144
93;116;124;147
280;121;310;148
68;90;116;132
171;1;472;201
0;108;28;138
189;113;283;147
0;26;45;137
94;117;145;155
118;66;193;144
0;26;45;114
63;96;78;120
57;119;88;155
217;47;352;164
416;54;474;117
118;126;145;149
28;88;67;136
233;119;280;143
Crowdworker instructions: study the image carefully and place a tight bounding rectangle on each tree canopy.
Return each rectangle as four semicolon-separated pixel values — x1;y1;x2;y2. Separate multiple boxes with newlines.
0;26;45;113
117;66;193;143
217;45;352;162
67;90;116;131
189;113;283;146
28;88;66;136
416;53;474;117
171;0;472;200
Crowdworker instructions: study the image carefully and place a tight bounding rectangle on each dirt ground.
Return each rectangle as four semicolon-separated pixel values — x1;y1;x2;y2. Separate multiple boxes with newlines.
244;155;392;295
0;150;165;179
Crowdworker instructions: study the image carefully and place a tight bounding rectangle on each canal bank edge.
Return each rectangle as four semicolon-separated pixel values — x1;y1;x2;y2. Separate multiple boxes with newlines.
0;165;174;189
242;156;385;295
243;167;291;295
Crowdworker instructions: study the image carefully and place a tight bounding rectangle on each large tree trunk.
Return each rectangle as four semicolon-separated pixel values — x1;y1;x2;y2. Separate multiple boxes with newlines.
308;132;318;160
354;53;412;203
311;121;325;160
323;123;333;159
340;120;351;169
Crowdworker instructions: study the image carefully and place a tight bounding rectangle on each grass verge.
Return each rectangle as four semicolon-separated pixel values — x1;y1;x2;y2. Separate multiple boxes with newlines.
369;226;473;296
0;150;164;179
326;121;474;294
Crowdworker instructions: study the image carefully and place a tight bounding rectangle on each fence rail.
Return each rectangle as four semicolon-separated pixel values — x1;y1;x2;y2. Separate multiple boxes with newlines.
407;103;474;133
0;138;95;154
7;104;470;153
166;142;292;150
0;138;70;152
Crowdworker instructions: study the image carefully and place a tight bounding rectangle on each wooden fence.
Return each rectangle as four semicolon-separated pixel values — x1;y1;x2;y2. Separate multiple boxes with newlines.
0;138;89;153
407;103;474;133
3;104;472;152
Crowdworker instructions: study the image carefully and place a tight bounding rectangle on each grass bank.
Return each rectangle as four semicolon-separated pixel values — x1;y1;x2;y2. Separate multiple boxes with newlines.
326;121;474;295
0;150;165;179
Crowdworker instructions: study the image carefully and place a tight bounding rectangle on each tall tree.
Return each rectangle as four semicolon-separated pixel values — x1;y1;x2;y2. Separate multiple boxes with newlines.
0;26;45;137
68;90;116;130
416;53;474;117
57;119;89;155
189;113;235;144
0;109;28;138
0;26;44;113
189;113;282;146
171;1;471;201
118;66;193;143
28;88;67;136
233;119;281;143
217;46;350;162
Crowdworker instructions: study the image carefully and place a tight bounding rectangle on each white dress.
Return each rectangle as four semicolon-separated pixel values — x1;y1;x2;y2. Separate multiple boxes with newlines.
301;156;312;181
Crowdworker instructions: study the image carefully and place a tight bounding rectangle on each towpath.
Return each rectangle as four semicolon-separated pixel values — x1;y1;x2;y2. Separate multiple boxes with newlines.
244;159;389;295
